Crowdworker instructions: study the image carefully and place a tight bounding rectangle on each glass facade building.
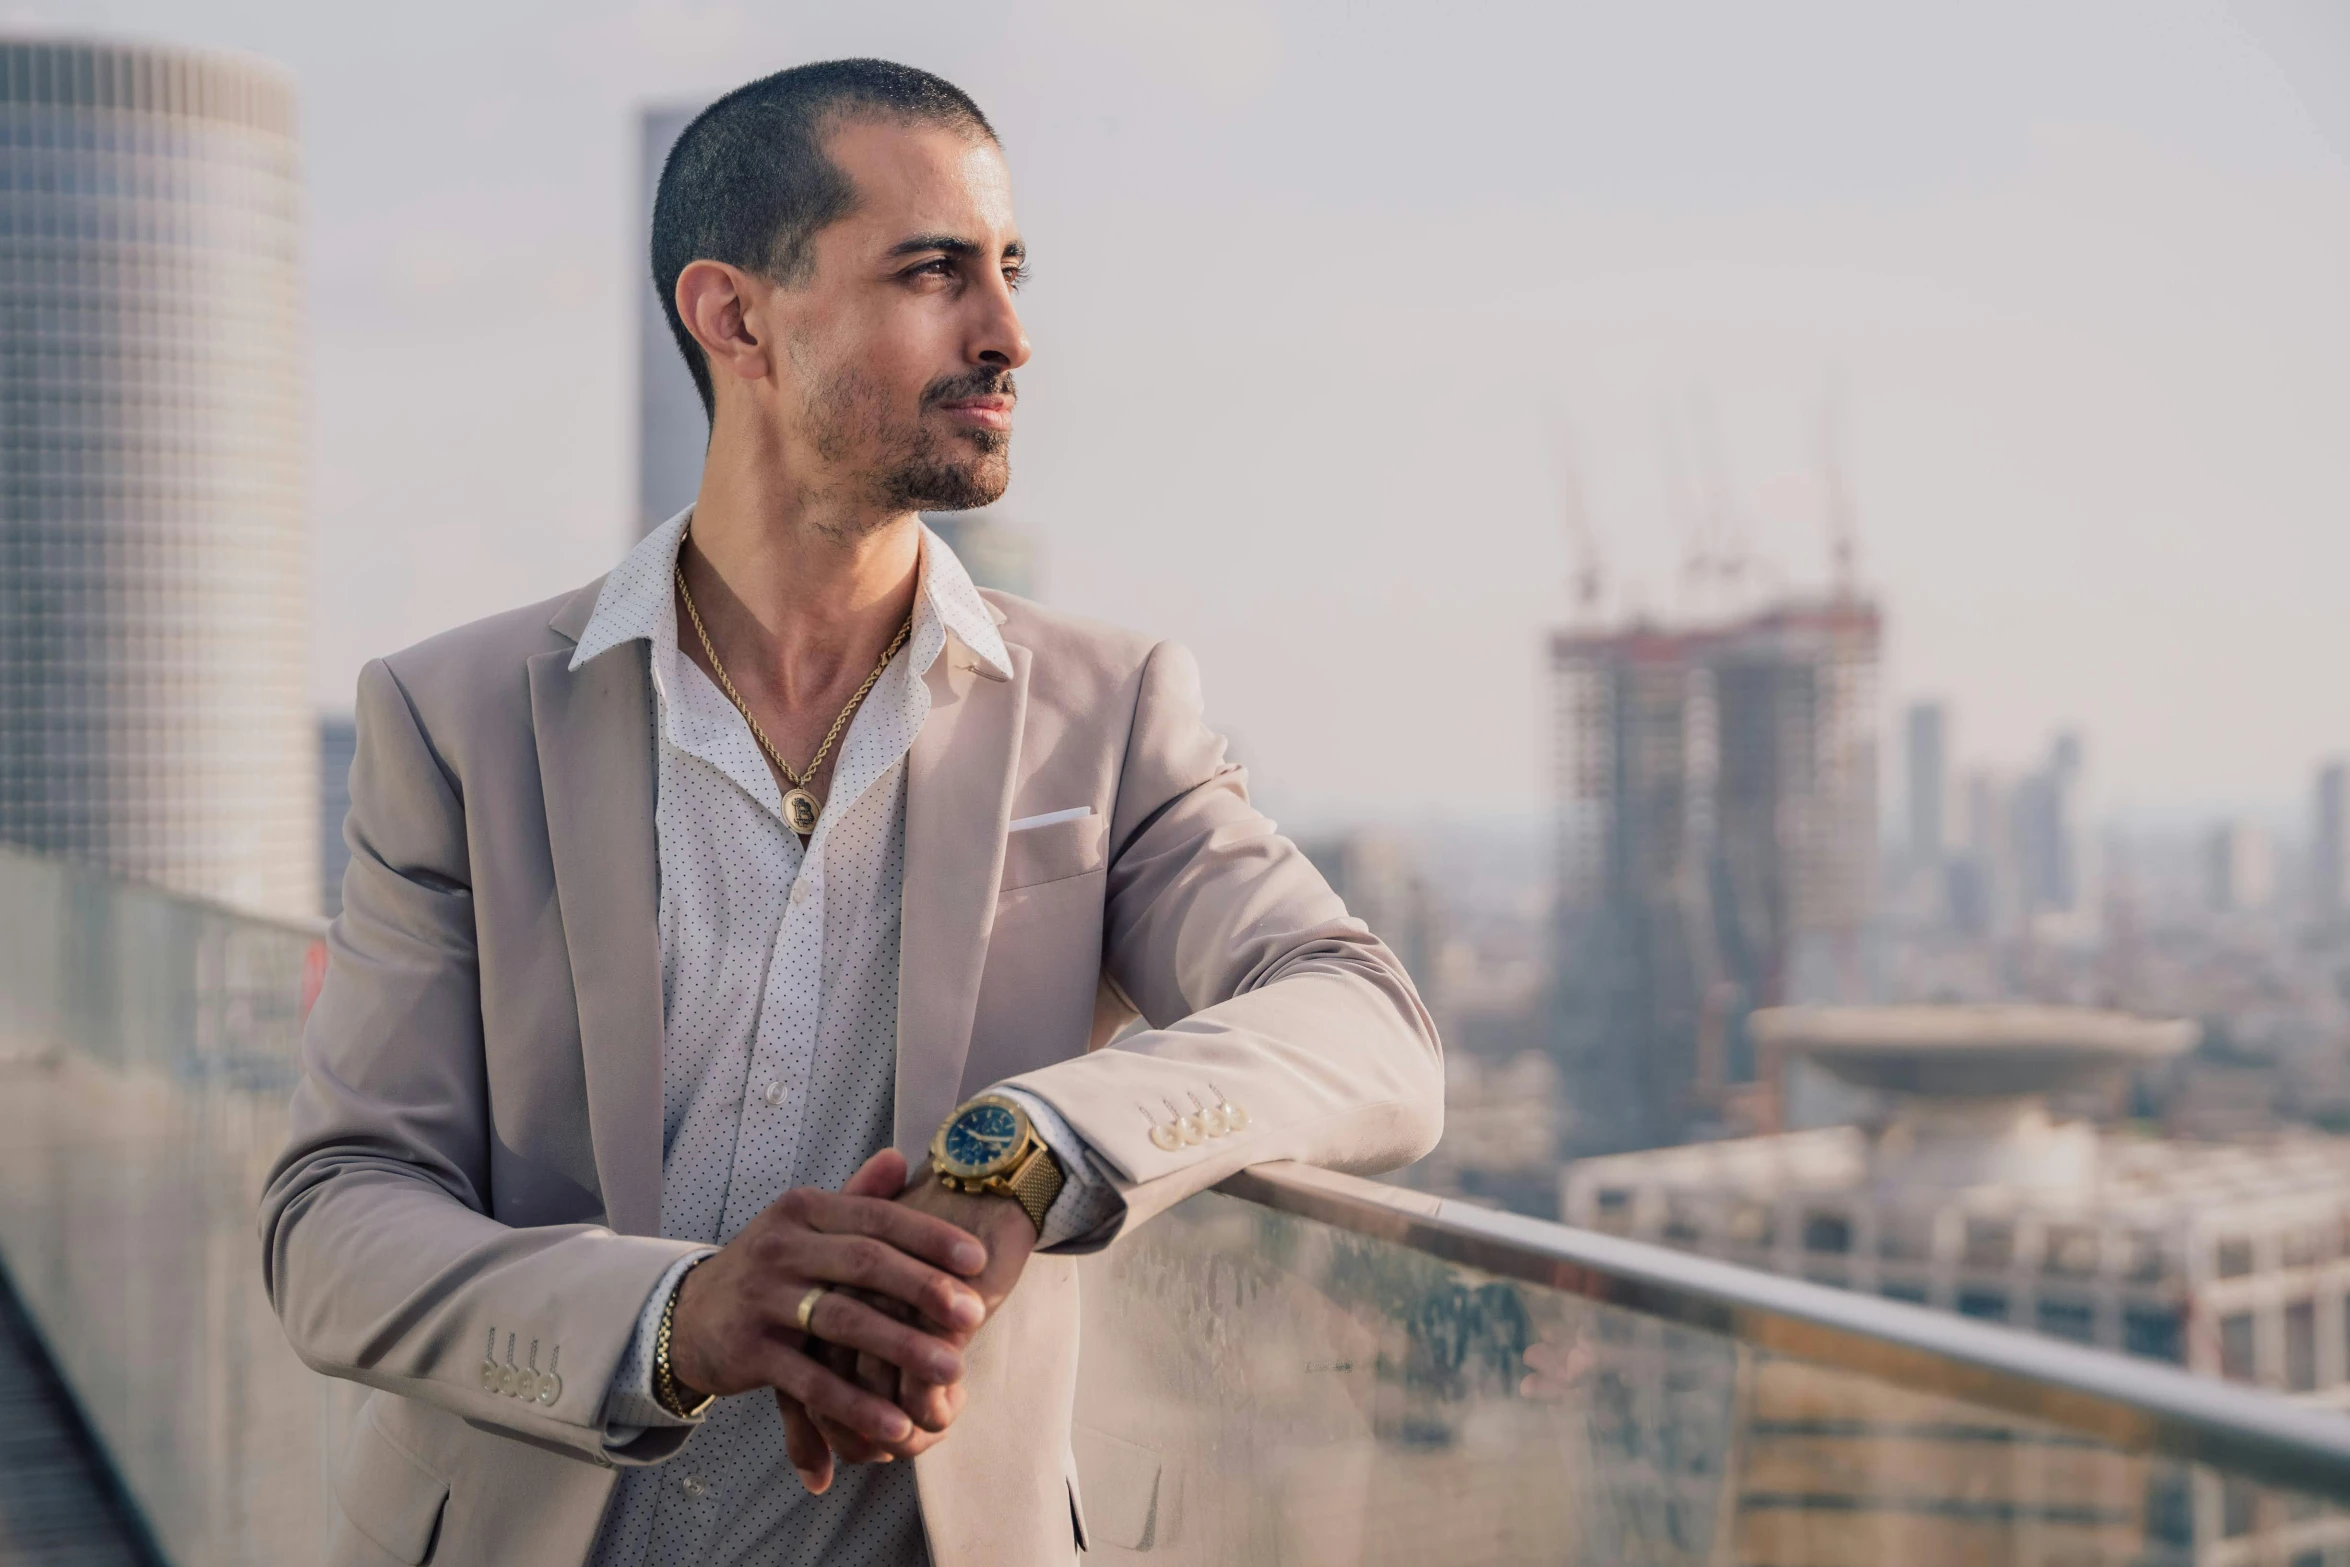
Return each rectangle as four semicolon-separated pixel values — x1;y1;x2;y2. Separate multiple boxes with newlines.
0;39;314;918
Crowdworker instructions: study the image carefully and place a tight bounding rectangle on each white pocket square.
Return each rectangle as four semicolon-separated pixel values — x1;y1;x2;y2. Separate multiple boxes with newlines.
1008;806;1093;833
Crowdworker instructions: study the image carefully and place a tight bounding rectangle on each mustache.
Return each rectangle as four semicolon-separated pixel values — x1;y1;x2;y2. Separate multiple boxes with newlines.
921;368;1017;408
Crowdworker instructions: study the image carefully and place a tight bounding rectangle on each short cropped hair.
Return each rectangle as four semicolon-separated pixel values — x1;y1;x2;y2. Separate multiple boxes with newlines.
652;59;997;421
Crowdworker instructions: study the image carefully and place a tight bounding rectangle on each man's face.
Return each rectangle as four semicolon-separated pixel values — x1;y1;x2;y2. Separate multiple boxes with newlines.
756;118;1030;518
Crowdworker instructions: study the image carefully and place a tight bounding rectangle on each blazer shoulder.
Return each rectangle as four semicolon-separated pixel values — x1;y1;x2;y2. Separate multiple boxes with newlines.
369;580;604;754
981;589;1159;683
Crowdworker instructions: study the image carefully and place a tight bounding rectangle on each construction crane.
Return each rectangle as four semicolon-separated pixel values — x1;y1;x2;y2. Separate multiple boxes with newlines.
1549;416;1605;624
1817;369;1861;600
1688;386;1752;598
1657;401;1706;600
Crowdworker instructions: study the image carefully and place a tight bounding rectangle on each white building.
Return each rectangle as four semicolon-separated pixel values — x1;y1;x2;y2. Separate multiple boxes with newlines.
1564;1005;2350;1563
0;40;314;918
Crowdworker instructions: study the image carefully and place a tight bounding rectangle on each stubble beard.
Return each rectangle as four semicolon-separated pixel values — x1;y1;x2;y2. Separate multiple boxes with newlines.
804;361;1013;524
876;423;1009;515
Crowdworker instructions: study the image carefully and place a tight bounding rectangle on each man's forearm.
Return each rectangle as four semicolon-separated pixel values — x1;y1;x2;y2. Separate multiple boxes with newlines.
1001;952;1443;1236
259;1155;708;1463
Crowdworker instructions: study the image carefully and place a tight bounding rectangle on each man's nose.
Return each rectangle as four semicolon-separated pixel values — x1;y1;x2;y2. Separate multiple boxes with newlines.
973;284;1031;372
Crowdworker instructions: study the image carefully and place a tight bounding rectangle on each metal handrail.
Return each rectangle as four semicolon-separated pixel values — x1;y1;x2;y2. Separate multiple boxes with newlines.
1219;1160;2350;1500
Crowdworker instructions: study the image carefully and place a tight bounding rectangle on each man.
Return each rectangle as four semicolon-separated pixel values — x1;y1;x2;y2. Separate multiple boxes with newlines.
261;59;1441;1567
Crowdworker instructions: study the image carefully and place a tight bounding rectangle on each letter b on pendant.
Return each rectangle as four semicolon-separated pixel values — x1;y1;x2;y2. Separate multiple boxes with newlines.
783;788;820;835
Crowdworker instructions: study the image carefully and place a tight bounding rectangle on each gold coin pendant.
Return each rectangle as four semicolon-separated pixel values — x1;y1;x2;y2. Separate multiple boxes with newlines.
782;788;821;836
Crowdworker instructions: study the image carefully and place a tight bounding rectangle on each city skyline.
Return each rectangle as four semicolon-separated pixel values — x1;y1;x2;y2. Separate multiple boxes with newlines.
4;23;2350;1559
15;0;2350;830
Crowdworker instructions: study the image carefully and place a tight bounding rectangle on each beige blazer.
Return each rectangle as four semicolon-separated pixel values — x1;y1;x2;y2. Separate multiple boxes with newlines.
259;578;1443;1567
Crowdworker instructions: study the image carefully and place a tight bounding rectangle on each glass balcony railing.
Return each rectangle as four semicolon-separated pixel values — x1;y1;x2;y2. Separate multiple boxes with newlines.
2;842;2346;1567
0;845;355;1567
1090;1168;2350;1565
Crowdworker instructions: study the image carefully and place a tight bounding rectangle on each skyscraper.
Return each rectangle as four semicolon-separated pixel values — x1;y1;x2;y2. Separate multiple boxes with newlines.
2206;820;2276;915
1903;701;1946;875
318;714;357;919
0;40;314;918
637;102;708;537
2315;762;2349;922
2010;730;2084;918
1551;598;1880;1152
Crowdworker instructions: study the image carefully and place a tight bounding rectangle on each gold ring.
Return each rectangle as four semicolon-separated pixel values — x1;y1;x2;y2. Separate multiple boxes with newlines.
793;1285;830;1337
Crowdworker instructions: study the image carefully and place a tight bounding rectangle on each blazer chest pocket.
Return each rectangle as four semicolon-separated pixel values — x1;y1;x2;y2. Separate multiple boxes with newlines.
1000;810;1107;892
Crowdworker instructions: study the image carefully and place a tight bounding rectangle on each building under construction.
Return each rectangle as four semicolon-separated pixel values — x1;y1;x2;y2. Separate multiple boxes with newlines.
1551;596;1881;1153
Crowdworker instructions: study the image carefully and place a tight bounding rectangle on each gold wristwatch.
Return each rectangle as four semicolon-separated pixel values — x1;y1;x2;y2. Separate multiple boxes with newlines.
929;1093;1064;1236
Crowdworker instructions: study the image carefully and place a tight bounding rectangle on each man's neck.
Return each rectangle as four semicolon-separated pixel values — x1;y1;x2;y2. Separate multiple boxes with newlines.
682;425;923;712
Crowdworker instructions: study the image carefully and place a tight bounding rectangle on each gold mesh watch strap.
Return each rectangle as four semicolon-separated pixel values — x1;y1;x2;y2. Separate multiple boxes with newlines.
1006;1145;1065;1236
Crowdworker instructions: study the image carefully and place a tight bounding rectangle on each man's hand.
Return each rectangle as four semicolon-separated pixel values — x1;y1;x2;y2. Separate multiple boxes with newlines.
665;1149;988;1493
898;1170;1038;1316
789;1163;1039;1477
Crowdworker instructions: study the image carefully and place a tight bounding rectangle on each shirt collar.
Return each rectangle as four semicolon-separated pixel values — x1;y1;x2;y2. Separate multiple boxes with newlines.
913;520;1014;681
568;506;1014;683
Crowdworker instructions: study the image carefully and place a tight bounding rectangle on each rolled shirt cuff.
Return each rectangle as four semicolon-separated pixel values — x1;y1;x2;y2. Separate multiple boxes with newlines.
600;1248;718;1450
993;1086;1130;1253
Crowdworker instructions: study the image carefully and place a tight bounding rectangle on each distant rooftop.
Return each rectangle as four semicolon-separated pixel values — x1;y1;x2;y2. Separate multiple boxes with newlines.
1569;1122;2350;1227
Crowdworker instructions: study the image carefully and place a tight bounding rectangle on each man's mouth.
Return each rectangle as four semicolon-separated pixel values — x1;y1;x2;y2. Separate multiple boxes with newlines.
935;394;1015;433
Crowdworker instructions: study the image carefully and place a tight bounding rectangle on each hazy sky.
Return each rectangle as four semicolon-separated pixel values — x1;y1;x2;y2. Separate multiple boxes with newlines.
18;0;2350;828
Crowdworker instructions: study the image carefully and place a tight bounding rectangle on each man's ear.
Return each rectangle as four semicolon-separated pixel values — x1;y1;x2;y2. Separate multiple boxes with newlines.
674;260;772;392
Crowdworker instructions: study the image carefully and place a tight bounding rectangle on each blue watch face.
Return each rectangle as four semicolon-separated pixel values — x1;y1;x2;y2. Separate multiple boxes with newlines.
943;1101;1022;1170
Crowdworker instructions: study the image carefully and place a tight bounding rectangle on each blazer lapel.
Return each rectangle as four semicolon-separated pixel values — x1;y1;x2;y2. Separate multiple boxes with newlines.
528;613;665;1238
894;639;1028;1157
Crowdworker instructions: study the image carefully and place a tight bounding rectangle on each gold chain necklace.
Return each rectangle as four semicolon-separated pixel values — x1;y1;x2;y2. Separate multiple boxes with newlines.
674;562;912;837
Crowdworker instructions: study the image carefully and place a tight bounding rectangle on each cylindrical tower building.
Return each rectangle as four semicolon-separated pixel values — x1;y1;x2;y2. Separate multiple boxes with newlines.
0;39;313;918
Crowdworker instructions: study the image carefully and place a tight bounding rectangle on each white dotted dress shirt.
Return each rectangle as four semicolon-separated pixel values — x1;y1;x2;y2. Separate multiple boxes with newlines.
577;511;1121;1567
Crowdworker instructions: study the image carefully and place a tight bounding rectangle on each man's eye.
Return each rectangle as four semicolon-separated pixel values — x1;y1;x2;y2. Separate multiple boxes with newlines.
1004;265;1031;292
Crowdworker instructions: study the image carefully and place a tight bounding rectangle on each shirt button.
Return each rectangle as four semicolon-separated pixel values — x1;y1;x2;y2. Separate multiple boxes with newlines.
790;878;811;905
681;1474;707;1498
762;1080;784;1107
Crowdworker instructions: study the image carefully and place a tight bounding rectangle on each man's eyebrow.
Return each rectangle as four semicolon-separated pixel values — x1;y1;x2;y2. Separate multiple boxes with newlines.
886;233;1028;263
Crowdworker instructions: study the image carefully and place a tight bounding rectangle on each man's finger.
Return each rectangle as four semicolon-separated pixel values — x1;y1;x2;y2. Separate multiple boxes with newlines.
815;1418;878;1465
852;1345;898;1407
776;1393;836;1494
893;1369;963;1434
806;1286;964;1384
839;1148;907;1200
808;1343;952;1463
802;1189;989;1281
762;1342;916;1447
814;1405;950;1466
813;1341;898;1462
796;1231;984;1336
